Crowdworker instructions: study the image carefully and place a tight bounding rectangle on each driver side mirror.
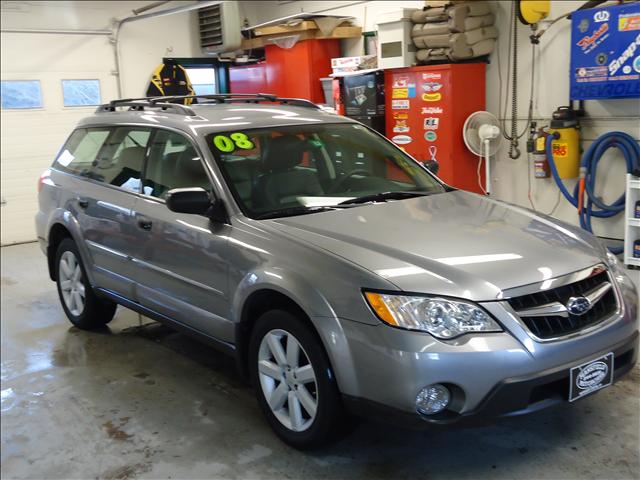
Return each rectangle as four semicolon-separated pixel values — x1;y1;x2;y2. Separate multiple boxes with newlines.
166;187;228;223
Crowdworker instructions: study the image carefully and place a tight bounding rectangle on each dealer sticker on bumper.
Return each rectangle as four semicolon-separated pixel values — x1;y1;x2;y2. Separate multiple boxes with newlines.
569;352;614;402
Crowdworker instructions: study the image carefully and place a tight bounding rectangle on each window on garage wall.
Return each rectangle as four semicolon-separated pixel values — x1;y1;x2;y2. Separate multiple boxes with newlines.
162;57;229;94
0;80;43;109
62;79;101;107
185;68;217;95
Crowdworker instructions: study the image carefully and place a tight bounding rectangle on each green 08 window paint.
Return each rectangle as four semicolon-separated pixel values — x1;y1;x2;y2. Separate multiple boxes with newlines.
213;135;235;152
213;133;255;152
229;132;254;149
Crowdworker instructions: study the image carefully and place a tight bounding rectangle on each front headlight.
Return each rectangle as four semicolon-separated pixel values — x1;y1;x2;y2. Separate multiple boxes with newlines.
364;291;502;339
605;251;623;273
605;251;636;289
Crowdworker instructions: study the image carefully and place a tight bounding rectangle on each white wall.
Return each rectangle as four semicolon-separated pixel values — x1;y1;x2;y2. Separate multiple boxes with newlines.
2;0;638;244
0;1;198;244
239;0;425;56
239;0;640;240
487;1;639;240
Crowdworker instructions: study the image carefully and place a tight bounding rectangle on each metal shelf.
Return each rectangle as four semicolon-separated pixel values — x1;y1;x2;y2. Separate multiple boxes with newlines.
625;257;640;267
624;174;640;268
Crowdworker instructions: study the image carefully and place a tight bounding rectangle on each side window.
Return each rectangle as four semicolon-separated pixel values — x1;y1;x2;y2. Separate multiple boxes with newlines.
143;130;210;199
54;128;110;175
89;127;151;192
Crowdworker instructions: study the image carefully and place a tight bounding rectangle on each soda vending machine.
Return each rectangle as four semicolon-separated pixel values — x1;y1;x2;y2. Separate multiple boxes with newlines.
384;63;486;193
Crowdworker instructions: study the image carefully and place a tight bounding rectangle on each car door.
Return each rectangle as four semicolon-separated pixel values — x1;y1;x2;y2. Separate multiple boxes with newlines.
69;126;151;300
130;128;234;343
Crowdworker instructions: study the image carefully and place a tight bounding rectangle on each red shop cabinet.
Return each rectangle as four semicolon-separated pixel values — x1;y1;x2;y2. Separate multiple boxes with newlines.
385;63;486;194
264;40;340;103
229;63;269;94
229;40;339;103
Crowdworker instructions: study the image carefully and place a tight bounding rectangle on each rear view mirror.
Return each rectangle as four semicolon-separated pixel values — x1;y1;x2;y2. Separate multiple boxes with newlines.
166;188;212;215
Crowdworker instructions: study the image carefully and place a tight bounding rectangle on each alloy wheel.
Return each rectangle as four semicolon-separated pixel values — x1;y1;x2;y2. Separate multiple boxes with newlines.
59;251;85;316
257;328;318;432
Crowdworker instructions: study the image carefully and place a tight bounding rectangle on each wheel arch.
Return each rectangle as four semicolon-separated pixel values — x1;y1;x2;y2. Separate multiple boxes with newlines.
232;272;349;391
47;223;72;280
45;210;94;285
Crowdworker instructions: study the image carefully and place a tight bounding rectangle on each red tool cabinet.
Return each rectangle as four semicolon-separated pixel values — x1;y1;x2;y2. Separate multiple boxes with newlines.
230;40;340;104
229;63;269;94
384;63;486;193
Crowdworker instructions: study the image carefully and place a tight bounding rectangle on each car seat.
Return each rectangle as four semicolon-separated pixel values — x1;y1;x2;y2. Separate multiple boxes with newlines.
252;135;323;209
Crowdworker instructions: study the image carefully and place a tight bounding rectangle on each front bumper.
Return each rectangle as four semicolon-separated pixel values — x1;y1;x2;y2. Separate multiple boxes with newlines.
342;331;637;428
329;277;638;428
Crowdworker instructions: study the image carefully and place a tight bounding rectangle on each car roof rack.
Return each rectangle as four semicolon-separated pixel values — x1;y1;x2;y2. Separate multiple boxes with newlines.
96;101;197;116
96;93;320;115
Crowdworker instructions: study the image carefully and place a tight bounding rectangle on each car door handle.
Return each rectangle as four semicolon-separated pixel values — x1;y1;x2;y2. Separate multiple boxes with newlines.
77;197;89;209
137;218;153;231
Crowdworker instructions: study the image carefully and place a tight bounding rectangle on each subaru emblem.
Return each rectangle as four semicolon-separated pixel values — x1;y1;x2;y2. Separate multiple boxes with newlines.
566;296;592;316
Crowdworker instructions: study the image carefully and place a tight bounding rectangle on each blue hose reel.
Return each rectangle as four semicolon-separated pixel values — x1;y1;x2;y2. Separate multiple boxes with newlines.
546;131;640;254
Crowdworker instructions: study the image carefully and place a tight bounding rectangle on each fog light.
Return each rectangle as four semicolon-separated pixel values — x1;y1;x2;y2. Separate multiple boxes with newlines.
416;384;451;415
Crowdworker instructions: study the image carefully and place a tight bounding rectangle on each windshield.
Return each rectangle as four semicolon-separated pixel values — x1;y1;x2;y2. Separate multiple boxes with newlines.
207;123;446;218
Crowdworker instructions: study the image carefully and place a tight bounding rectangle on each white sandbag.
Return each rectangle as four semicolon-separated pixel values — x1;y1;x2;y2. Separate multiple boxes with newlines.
463;13;494;31
449;33;474;59
416;33;451;48
411;21;450;37
448;6;494;32
424;0;469;6
414;35;441;49
411;10;426;23
448;1;491;17
414;35;427;49
464;25;498;45
416;48;450;63
470;38;495;57
411;7;448;23
469;1;491;16
424;1;451;7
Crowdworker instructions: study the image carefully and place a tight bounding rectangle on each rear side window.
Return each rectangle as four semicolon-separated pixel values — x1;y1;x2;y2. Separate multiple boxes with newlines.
143;129;210;199
88;127;151;192
54;128;110;175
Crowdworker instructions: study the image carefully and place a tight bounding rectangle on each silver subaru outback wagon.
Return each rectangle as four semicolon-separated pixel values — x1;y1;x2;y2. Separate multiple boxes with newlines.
36;94;638;449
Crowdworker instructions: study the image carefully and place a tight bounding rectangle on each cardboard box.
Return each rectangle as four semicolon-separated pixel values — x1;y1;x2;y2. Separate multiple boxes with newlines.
241;26;362;50
331;55;378;70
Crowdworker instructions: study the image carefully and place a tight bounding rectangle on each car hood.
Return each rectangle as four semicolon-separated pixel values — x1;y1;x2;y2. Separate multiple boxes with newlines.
269;191;604;301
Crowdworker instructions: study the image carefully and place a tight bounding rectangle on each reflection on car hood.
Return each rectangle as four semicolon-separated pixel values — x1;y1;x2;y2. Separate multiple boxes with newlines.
270;191;604;301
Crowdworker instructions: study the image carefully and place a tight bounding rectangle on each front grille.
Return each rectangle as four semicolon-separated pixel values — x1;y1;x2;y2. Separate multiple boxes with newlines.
508;270;618;339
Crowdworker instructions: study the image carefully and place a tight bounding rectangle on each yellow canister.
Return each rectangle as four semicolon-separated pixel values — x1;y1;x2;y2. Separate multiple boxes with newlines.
548;107;581;179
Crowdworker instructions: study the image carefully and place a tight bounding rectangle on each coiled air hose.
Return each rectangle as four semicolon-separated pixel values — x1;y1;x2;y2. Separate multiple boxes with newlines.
546;131;640;254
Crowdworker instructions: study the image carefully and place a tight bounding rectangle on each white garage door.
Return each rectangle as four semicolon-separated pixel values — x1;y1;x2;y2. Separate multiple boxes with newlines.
0;32;118;245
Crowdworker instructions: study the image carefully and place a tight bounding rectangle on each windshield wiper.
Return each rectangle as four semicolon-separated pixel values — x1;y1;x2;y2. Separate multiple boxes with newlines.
255;205;338;220
338;191;432;206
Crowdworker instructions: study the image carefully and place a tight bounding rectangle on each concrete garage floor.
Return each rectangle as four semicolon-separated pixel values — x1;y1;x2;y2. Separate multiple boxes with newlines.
1;242;639;480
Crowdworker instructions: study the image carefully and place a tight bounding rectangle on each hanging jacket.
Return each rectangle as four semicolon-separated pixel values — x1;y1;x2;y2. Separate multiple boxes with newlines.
146;63;196;104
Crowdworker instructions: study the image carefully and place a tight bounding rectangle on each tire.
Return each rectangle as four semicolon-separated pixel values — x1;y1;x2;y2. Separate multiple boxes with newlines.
249;309;346;449
55;237;116;329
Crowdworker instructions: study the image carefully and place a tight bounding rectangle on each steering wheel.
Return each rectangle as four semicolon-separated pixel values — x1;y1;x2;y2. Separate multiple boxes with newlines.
329;169;370;193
